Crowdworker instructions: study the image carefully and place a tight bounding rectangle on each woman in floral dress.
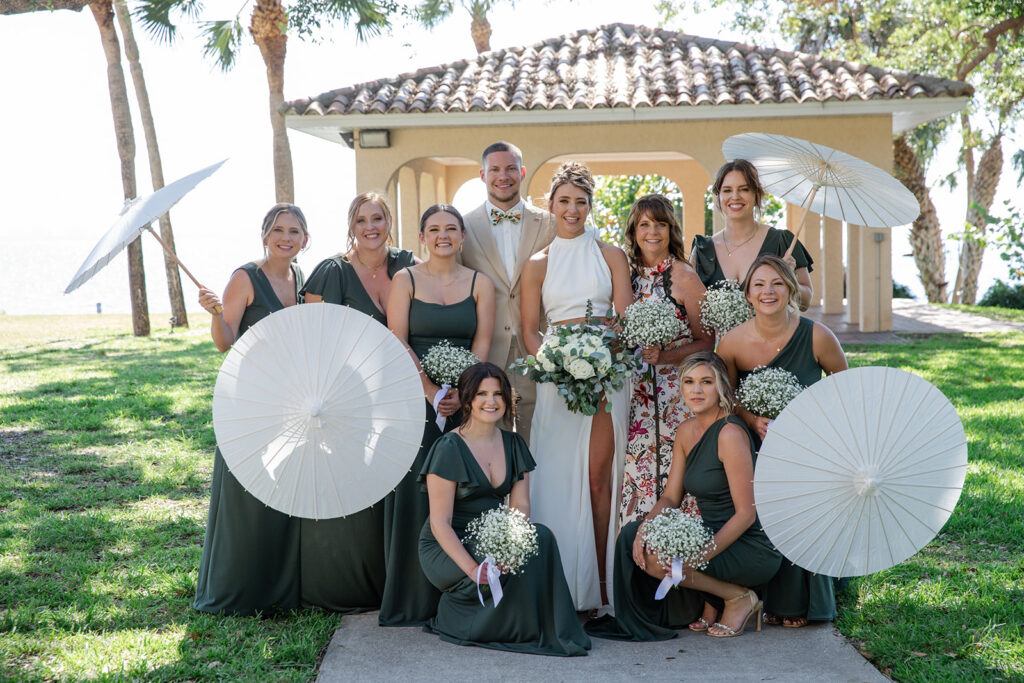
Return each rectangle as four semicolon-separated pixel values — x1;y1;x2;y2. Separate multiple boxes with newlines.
619;195;713;526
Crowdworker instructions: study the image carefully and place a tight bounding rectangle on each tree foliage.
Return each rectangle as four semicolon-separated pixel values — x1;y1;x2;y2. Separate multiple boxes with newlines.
412;0;515;52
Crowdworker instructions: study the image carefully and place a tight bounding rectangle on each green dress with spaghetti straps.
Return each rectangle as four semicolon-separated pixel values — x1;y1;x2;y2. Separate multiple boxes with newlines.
737;315;838;622
691;228;813;288
300;247;415;326
587;417;781;641
378;269;478;626
194;261;305;615
296;250;413;612
417;431;591;656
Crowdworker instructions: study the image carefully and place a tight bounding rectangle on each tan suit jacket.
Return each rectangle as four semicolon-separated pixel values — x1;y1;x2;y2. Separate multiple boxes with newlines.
461;201;556;367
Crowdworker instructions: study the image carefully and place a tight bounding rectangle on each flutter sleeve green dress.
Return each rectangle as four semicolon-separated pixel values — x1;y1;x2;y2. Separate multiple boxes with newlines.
691;228;813;288
300;247;415;326
417;431;591;656
378;270;477;626
587;416;781;641
737;315;838;622
194;261;305;615
295;249;412;612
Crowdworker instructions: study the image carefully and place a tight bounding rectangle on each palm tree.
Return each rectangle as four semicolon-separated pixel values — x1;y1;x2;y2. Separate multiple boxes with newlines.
114;0;189;327
413;0;516;53
138;0;397;203
91;0;151;336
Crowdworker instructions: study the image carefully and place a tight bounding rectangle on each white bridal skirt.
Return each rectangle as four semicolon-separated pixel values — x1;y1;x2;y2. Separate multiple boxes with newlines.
529;380;628;611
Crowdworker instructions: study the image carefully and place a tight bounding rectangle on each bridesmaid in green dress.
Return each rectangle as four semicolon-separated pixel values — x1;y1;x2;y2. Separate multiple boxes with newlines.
717;254;848;627
193;203;308;615
419;363;591;656
381;204;495;626
587;351;781;641
691;159;814;310
298;193;417;612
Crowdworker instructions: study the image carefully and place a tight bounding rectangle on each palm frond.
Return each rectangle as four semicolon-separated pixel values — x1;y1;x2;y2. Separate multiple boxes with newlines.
133;0;204;43
199;18;244;71
412;0;454;28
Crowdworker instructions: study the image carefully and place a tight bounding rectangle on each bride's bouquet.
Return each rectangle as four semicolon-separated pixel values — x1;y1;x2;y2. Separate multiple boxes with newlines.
699;279;753;337
641;508;716;599
510;302;638;415
464;504;540;607
622;298;683;349
736;366;804;420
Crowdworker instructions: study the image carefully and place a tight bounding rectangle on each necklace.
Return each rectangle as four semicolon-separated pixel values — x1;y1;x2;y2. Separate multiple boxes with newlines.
353;249;386;279
722;227;759;255
754;312;791;353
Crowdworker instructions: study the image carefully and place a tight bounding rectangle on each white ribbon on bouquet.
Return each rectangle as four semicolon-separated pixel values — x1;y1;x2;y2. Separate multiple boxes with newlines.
475;556;504;607
431;384;451;431
654;557;684;600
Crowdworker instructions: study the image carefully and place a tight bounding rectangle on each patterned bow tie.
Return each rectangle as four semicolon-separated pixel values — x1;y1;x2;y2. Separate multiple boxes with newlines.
490;208;522;225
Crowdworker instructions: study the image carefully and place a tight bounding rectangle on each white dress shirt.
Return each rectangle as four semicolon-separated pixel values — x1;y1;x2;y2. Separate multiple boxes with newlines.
486;199;523;282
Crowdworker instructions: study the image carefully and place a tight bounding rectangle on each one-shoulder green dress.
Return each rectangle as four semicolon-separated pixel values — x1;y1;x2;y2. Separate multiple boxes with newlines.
378;270;477;626
418;431;591;656
194;261;305;615
691;228;813;288
295;248;415;612
587;416;781;641
737;315;837;622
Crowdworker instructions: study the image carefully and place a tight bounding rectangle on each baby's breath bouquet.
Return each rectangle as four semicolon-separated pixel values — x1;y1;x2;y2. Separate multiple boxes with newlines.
642;508;716;573
464;504;540;575
642;508;716;599
622;299;683;348
699;279;753;337
736;366;804;420
421;340;480;387
510;301;639;415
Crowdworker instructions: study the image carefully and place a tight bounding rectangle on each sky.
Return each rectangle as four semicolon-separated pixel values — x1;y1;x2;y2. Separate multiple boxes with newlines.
0;0;1017;319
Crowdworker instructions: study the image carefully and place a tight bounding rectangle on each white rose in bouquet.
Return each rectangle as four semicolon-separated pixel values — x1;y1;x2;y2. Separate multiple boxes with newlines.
539;350;558;373
592;346;613;373
567;358;596;380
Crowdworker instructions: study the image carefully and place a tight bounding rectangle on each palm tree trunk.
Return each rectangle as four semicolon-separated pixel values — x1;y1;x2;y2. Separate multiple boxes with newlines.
113;0;188;328
470;12;491;53
953;133;1003;305
251;0;294;203
893;134;947;303
91;0;150;336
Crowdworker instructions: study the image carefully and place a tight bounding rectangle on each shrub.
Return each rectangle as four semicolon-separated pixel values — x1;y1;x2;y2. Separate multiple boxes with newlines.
978;280;1024;309
893;281;915;299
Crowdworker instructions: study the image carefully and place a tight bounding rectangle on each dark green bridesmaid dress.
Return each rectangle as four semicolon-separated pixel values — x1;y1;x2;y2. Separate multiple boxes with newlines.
738;315;838;622
417;431;591;656
378;270;477;626
296;248;415;612
587;417;781;641
691;227;813;288
194;261;304;615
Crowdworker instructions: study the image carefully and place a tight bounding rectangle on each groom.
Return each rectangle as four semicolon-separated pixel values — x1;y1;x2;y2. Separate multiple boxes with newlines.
461;141;555;443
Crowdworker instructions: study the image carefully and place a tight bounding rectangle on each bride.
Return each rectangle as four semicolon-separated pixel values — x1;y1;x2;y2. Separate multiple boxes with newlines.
520;161;633;612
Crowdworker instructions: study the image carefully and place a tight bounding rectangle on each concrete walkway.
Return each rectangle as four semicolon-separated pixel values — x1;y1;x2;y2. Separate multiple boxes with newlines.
806;299;1024;344
316;612;885;682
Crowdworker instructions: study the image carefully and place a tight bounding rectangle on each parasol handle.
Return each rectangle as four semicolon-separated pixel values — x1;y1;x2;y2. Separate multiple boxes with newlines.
784;184;821;260
144;226;222;315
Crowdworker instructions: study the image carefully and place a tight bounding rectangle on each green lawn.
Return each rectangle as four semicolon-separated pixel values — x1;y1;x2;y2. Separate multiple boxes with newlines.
1;316;1022;680
935;303;1024;324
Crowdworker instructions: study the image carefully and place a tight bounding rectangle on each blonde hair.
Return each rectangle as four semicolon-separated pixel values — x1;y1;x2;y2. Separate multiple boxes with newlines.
260;203;309;256
347;192;393;248
678;351;735;414
548;161;595;205
742;254;800;311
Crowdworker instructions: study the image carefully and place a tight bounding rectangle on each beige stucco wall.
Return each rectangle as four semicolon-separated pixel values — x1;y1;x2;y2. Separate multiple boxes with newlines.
345;113;895;331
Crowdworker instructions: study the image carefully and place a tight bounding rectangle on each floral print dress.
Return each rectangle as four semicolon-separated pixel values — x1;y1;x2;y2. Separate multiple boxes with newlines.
619;257;701;526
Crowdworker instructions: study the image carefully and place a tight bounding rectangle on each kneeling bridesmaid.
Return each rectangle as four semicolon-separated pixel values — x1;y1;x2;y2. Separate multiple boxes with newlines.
587;351;781;641
418;363;591;656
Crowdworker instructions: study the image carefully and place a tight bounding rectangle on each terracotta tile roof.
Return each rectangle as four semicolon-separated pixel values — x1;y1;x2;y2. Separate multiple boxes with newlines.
283;23;972;118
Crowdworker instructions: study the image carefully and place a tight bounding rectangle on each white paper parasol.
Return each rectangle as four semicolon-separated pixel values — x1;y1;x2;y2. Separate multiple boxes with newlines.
65;159;227;300
213;303;425;519
721;133;919;253
754;366;967;577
